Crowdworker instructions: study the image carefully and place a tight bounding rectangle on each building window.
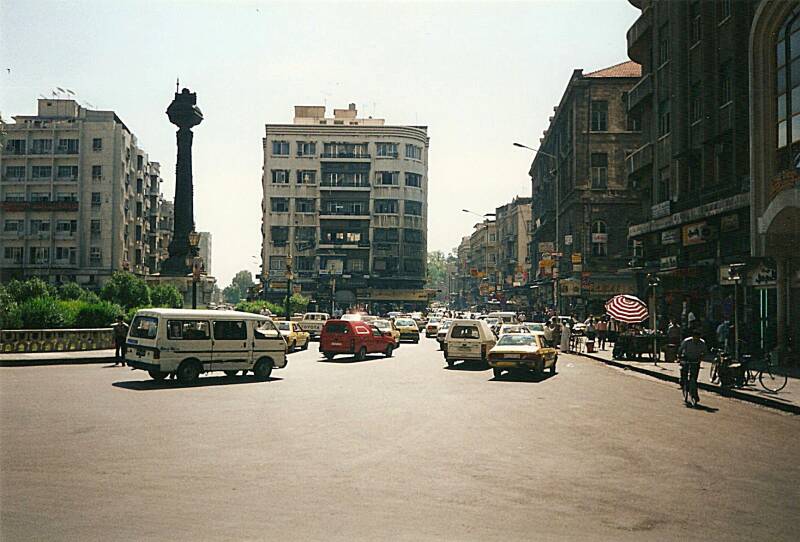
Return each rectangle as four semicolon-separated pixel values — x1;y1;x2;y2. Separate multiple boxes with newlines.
271;169;290;184
57;165;79;179
92;165;102;180
270;197;289;212
271;226;288;245
272;141;289;155
404;228;423;243
296;141;316;156
58;220;78;234
376;171;399;186
405;144;422;160
690;85;703;123
296;170;316;184
776;12;800;150
323;142;368;158
347;259;365;273
91;192;101;207
89;247;102;265
32;139;52;154
92;138;102;151
658;99;671;137
627;113;641;132
374;199;398;214
30;247;50;264
295;198;315;213
55;246;77;264
4;219;24;232
55;192;78;202
658;168;671;201
719;0;731;21
404;201;422;216
374;228;399;242
720;61;732;105
590;153;608;188
405;173;422;187
376;142;398;158
590;101;608;131
31;192;51;202
658;23;670;65
90;220;102;238
57;139;79;154
4;246;24;263
32;165;52;179
690;3;701;45
5;165;25;179
4;193;25;202
591;220;608;257
5;140;26;154
270;256;286;271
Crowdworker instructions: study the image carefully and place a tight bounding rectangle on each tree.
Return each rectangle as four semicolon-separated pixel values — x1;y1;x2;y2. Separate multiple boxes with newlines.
58;282;85;300
150;284;184;308
6;278;56;303
223;270;255;303
100;272;151;309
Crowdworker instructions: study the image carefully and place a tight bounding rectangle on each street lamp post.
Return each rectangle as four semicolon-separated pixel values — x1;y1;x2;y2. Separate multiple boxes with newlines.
647;273;661;364
728;263;746;360
188;230;201;309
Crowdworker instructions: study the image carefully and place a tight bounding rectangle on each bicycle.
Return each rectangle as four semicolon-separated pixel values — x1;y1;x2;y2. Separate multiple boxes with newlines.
680;358;701;407
742;353;788;393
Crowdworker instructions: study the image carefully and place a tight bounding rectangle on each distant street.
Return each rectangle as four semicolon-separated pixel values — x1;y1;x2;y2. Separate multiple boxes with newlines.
1;338;798;541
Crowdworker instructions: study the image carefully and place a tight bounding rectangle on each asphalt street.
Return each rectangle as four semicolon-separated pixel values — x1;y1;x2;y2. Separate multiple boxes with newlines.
1;337;798;541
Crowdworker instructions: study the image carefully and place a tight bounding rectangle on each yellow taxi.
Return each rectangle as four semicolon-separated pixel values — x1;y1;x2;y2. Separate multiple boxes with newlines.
373;319;401;347
487;332;557;378
393;317;420;343
276;321;310;352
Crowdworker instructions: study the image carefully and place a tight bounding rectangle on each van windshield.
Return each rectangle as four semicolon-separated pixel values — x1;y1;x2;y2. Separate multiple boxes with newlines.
130;316;158;339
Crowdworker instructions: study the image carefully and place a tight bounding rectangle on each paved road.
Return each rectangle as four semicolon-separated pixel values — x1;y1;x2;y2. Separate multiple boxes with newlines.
1;337;798;541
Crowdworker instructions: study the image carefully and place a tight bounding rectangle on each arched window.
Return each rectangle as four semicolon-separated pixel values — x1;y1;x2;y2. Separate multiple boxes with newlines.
776;7;800;164
591;220;608;257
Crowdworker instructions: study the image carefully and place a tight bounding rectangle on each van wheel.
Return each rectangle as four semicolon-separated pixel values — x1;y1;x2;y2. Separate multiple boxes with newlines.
148;370;168;381
253;358;273;380
493;368;503;379
385;344;393;358
446;359;454;368
176;360;201;385
324;353;335;360
224;370;239;378
356;346;367;361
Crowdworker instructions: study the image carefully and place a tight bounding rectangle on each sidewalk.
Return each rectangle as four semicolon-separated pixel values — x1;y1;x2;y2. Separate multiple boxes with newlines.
0;349;117;367
577;345;800;415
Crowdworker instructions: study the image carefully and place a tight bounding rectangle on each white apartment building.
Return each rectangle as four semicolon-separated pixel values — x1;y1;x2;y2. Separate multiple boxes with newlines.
0;98;166;287
261;104;429;310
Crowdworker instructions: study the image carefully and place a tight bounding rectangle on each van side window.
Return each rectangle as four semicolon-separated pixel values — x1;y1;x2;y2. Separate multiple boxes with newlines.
451;325;480;339
167;320;211;340
213;320;247;340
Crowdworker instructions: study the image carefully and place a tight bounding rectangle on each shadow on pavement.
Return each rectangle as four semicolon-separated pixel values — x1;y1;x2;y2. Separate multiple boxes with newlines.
112;375;282;391
444;361;491;371
686;403;719;413
317;355;387;364
490;371;556;383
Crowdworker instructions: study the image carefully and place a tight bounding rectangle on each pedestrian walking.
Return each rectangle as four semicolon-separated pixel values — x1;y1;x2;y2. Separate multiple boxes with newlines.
596;317;608;350
111;315;129;366
560;320;572;353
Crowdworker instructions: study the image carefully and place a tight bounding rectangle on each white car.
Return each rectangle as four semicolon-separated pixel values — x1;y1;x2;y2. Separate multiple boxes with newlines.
300;312;330;339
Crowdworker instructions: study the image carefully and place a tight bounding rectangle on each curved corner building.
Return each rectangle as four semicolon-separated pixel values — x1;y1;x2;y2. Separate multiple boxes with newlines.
260;104;429;312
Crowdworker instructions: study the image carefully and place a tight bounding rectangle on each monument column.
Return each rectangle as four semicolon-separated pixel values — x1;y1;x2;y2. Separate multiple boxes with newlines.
162;88;203;275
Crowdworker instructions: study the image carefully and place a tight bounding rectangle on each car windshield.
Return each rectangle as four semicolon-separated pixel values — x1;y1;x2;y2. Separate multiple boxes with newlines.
497;334;537;346
440;322;452;331
395;319;415;326
500;325;524;334
486;318;499;325
373;320;390;330
429;318;441;324
277;322;290;331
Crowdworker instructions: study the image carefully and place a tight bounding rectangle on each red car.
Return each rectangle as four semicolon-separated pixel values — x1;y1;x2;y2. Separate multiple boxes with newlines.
319;320;395;360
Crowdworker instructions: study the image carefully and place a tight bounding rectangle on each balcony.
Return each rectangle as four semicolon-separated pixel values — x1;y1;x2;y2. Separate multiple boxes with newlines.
627;73;652;112
403;215;424;230
1;201;79;212
318;211;370;220
318;240;370;249
626;6;652;64
319;181;371;191
321;152;370;160
626;142;653;175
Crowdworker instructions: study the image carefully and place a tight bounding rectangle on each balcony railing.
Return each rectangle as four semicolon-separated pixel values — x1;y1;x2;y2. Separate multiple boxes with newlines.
1;201;79;212
627;73;652;112
626;142;653;175
319;181;371;189
321;152;370;159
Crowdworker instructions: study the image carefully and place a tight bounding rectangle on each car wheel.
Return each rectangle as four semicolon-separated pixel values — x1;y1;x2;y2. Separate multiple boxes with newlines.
550;361;557;374
385;344;393;358
176;359;201;385
223;370;239;378
253;357;273;380
357;346;367;361
301;341;309;351
289;340;296;352
148;370;168;381
492;368;503;379
446;358;454;368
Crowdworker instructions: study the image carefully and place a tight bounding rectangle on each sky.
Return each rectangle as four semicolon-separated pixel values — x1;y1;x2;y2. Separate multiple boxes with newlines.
1;0;639;288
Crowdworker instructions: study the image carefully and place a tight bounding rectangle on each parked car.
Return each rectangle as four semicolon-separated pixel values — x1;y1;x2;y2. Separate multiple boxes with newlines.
488;332;557;378
488;311;518;324
373;319;401;347
394;317;420;343
125;309;287;384
498;324;530;335
425;317;443;338
319;320;396;360
436;320;453;350
276;320;310;352
443;319;496;368
300;312;330;339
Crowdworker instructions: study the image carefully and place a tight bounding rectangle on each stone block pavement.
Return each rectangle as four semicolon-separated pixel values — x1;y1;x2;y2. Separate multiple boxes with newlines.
575;344;800;415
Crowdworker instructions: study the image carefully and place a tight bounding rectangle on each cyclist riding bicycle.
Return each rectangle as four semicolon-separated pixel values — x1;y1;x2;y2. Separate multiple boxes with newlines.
678;327;707;405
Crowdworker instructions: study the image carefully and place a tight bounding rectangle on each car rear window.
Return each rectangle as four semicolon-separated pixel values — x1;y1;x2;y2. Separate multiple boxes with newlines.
130;316;158;339
450;325;480;339
325;322;350;334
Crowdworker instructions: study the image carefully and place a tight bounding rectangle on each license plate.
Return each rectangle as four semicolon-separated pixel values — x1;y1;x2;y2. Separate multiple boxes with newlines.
495;361;518;367
503;354;520;359
136;348;145;356
331;342;342;346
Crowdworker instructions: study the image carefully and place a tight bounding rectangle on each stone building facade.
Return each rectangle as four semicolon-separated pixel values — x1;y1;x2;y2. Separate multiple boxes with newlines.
495;196;532;308
1;98;166;288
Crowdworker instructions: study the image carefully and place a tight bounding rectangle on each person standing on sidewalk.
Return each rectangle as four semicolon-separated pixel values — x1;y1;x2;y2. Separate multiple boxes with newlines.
596;317;608;350
111;316;129;367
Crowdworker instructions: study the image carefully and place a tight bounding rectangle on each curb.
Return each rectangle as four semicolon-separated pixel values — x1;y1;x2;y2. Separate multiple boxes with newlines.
579;352;800;415
0;356;117;367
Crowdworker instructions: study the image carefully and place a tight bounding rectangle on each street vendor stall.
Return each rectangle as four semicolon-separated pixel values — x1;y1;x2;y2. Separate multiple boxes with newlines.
605;294;664;361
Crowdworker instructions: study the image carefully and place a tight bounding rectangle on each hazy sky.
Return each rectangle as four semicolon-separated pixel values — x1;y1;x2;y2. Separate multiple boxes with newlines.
1;0;638;287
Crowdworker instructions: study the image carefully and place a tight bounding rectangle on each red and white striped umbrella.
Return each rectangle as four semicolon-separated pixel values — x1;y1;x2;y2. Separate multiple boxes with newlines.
605;294;649;323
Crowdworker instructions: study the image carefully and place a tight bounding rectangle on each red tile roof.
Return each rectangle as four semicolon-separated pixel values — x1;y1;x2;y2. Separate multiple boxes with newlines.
585;60;641;78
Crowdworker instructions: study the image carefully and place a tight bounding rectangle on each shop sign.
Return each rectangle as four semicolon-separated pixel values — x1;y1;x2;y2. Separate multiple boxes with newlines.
572;264;583;272
682;221;716;246
539;258;553;268
720;214;740;232
583;281;636;295
660;255;678;270
719;264;739;286
748;262;777;287
571;253;582;264
564;235;573;246
591;233;608;243
661;229;680;245
628;193;748;237
538;242;555;253
559;279;581;297
651;200;671;219
369;289;429;301
270;281;287;289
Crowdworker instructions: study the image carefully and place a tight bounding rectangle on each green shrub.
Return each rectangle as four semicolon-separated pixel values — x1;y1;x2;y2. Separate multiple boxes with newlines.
7;278;57;303
100;272;151;309
150;284;184;308
57;300;84;328
19;297;64;329
57;282;85;301
75;301;124;329
235;300;284;316
0;285;22;329
79;290;101;304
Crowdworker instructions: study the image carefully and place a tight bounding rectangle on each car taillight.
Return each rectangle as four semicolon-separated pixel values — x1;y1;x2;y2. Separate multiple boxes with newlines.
153;349;160;359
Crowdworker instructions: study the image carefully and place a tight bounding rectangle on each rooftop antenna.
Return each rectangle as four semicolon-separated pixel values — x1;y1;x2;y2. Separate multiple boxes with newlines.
176;77;180;93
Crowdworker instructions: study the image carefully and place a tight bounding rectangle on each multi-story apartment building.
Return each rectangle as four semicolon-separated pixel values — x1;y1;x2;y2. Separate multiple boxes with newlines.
625;0;759;333
261;104;429;311
453;235;472;309
198;231;212;274
495;196;532;308
749;0;800;355
1;98;165;287
528;61;643;317
466;220;498;307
